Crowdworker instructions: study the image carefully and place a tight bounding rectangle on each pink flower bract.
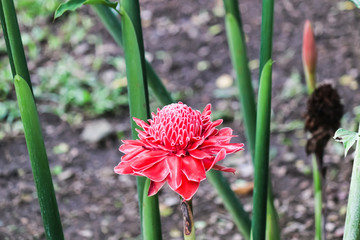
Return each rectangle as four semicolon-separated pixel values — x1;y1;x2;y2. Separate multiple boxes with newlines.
114;102;244;200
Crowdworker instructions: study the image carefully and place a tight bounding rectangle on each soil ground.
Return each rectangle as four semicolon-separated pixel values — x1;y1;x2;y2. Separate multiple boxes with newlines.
1;0;360;239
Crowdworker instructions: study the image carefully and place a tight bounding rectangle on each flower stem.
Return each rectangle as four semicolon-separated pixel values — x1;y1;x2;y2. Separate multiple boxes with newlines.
312;154;325;240
343;123;360;239
259;0;274;80
181;200;196;240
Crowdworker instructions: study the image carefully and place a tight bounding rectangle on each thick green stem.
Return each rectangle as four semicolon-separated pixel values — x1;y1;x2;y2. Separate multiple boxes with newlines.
121;0;149;112
343;124;360;239
222;0;243;36
142;178;162;239
252;60;273;240
225;12;256;159
259;0;274;79
14;76;64;240
266;181;281;240
0;0;32;90
207;170;251;240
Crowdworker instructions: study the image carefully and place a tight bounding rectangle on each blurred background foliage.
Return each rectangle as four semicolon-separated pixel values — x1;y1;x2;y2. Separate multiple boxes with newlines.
0;0;128;139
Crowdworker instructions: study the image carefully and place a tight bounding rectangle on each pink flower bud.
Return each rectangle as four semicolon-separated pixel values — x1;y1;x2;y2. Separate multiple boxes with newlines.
302;20;317;74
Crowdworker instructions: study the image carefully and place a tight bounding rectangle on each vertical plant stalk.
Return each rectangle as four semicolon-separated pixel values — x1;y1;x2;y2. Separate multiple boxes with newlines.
312;155;325;240
251;60;273;240
14;75;64;240
121;0;149;110
258;1;280;238
91;4;173;106
223;0;244;36
181;200;195;240
224;12;256;158
0;0;32;90
119;5;162;240
343;124;360;239
207;170;251;240
259;0;274;78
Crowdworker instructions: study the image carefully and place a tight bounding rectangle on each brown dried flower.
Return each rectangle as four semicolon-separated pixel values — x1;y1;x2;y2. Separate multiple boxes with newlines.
305;84;343;162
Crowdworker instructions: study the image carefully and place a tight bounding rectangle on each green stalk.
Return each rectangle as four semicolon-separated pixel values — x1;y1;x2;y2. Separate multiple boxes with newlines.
259;0;274;78
258;1;280;239
266;183;281;240
91;4;173;106
207;170;251;240
121;0;149;111
343;124;360;239
14;75;64;240
312;155;324;240
0;0;32;90
222;0;243;35
224;13;256;158
142;178;162;238
252;60;273;240
0;2;15;75
119;5;162;240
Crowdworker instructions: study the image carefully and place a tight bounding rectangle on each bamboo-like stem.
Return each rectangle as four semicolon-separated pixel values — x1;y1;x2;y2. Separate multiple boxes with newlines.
14;76;64;240
259;0;274;79
257;1;280;239
251;60;273;240
343;124;360;239
121;0;150;112
224;12;256;160
312;155;325;240
0;0;32;90
222;0;244;36
119;4;162;239
181;200;196;240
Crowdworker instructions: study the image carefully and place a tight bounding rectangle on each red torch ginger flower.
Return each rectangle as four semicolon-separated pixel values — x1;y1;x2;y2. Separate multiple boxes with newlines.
114;102;244;200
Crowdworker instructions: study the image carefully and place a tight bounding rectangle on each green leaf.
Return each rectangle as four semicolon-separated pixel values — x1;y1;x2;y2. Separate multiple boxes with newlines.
54;0;117;19
334;128;358;156
350;0;360;8
252;59;273;240
14;75;64;239
225;13;256;159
